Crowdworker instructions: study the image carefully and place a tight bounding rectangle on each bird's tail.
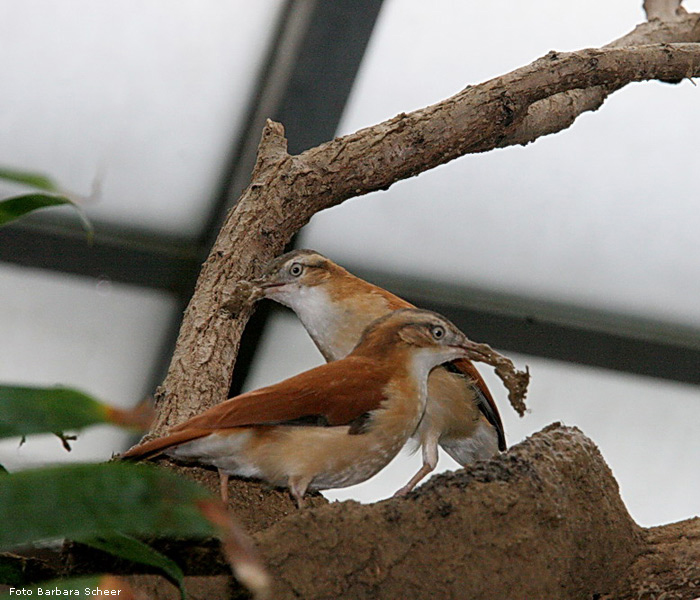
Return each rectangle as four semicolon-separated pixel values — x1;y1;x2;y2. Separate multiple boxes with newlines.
120;428;211;461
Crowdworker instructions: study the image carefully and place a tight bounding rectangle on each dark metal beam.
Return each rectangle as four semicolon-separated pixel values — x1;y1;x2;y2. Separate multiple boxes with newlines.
424;305;700;385
0;220;200;297
222;0;386;395
201;0;319;241
274;0;385;155
2;213;698;387
202;0;386;239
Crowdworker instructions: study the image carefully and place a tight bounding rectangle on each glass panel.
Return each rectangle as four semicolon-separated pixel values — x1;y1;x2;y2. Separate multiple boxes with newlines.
0;264;177;469
290;0;700;526
0;0;283;236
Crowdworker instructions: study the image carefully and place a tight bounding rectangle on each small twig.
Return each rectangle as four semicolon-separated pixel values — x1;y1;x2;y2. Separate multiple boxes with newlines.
222;280;265;317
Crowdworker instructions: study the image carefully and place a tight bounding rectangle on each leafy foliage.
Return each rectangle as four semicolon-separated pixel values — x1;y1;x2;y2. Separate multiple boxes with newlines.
0;463;270;598
82;534;187;598
0;463;214;550
0;194;75;225
0;167;61;192
0;194;93;238
0;385;152;441
0;168;93;238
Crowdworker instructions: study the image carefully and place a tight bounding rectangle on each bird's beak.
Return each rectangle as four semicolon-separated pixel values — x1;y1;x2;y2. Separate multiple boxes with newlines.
451;335;472;357
250;278;285;293
450;336;488;363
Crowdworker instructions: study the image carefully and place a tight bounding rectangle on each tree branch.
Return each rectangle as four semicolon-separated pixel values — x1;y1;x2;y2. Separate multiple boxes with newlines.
149;18;700;436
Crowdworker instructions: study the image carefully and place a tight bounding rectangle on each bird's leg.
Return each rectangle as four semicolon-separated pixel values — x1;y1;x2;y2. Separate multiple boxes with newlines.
218;469;230;504
288;476;312;509
394;431;440;497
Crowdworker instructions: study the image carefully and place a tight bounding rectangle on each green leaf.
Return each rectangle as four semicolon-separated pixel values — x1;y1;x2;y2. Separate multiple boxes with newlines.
0;463;215;551
0;167;60;192
0;194;93;240
0;385;152;441
0;465;7;475
0;194;72;225
0;575;125;599
82;534;187;599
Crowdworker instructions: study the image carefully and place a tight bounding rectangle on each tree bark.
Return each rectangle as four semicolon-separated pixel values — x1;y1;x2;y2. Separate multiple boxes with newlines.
509;12;700;146
644;0;686;21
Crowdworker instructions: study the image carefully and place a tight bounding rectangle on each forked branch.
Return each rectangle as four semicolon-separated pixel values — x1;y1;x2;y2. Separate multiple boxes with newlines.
151;12;700;436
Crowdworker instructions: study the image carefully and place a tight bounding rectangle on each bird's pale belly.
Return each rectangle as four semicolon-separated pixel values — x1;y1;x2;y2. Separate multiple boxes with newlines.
308;439;403;490
268;426;407;491
166;426;407;492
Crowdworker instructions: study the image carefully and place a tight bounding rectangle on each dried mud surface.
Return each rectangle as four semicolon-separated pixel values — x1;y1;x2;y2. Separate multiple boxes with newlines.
255;423;644;599
162;458;328;534
612;517;700;600
50;424;700;600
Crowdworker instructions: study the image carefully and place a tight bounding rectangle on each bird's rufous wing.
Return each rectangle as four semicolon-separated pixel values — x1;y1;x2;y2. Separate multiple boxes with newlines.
121;357;389;460
173;356;388;432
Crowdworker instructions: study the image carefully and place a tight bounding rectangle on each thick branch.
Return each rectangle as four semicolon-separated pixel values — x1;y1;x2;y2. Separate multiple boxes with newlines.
151;25;700;435
149;124;293;435
292;43;700;213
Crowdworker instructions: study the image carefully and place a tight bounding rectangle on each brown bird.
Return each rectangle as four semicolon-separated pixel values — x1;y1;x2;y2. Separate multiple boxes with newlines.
122;309;473;507
253;249;506;496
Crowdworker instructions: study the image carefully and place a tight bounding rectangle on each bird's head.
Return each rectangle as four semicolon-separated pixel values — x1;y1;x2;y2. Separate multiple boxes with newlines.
252;249;348;306
353;308;471;371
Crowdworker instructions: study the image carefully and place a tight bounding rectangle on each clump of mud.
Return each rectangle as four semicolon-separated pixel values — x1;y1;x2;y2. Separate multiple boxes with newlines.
255;423;643;599
55;424;699;600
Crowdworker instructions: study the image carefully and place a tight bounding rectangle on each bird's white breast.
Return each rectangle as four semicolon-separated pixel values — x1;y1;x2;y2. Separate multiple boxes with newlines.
283;286;354;360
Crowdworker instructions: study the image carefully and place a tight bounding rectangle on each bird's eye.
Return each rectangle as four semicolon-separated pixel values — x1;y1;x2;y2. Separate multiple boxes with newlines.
289;262;304;277
431;325;445;340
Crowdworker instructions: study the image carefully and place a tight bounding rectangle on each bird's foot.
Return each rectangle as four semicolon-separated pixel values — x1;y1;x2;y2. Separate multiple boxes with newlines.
393;484;413;498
